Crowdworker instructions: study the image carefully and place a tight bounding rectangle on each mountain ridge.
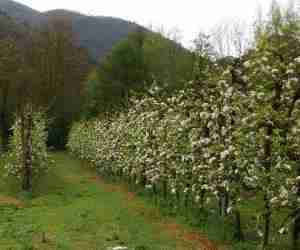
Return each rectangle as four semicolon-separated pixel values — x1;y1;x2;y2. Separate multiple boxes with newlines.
0;0;140;62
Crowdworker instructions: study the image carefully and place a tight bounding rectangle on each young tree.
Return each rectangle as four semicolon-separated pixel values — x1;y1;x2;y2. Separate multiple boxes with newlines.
241;3;300;248
5;108;53;190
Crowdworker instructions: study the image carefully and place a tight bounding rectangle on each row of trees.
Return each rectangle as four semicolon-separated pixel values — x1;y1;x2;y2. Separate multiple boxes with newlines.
68;3;300;249
0;18;89;153
0;18;89;190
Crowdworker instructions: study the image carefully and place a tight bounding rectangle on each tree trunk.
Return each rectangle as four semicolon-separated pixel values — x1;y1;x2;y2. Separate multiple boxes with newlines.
218;195;223;216
141;167;147;187
162;179;168;201
0;111;9;152
0;85;9;152
263;199;271;250
224;191;229;216
234;208;244;241
199;190;206;210
292;162;300;250
21;109;33;191
293;216;300;250
218;191;229;217
262;125;273;250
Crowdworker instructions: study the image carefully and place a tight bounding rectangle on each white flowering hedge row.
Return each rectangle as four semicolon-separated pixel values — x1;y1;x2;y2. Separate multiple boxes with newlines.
68;11;300;249
68;74;300;249
4;110;53;183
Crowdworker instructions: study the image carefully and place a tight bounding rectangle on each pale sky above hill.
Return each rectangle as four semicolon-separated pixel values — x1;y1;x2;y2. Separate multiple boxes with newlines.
18;0;291;46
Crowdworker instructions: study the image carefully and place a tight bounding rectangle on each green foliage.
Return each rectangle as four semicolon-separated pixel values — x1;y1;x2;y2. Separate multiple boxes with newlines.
100;30;149;88
143;32;194;88
84;29;150;115
83;29;195;117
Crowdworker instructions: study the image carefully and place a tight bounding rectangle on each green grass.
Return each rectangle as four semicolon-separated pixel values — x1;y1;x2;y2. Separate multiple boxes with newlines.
0;153;205;250
0;153;293;250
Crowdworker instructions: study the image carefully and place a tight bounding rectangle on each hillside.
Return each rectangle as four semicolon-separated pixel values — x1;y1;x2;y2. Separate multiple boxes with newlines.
0;10;27;40
0;0;139;61
45;9;139;63
0;0;42;24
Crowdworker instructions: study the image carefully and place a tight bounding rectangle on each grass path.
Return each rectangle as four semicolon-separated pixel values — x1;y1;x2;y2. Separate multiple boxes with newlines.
0;153;219;250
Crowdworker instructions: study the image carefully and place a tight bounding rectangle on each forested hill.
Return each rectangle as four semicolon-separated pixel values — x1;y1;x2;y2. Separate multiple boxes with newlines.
0;0;42;24
0;9;29;42
0;0;140;62
44;9;139;63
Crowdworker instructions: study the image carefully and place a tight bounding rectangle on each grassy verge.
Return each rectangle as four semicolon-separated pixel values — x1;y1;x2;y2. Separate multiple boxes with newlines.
0;152;215;250
98;167;291;250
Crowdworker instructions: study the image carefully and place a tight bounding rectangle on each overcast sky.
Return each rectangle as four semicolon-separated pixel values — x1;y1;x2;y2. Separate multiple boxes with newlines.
18;0;291;45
